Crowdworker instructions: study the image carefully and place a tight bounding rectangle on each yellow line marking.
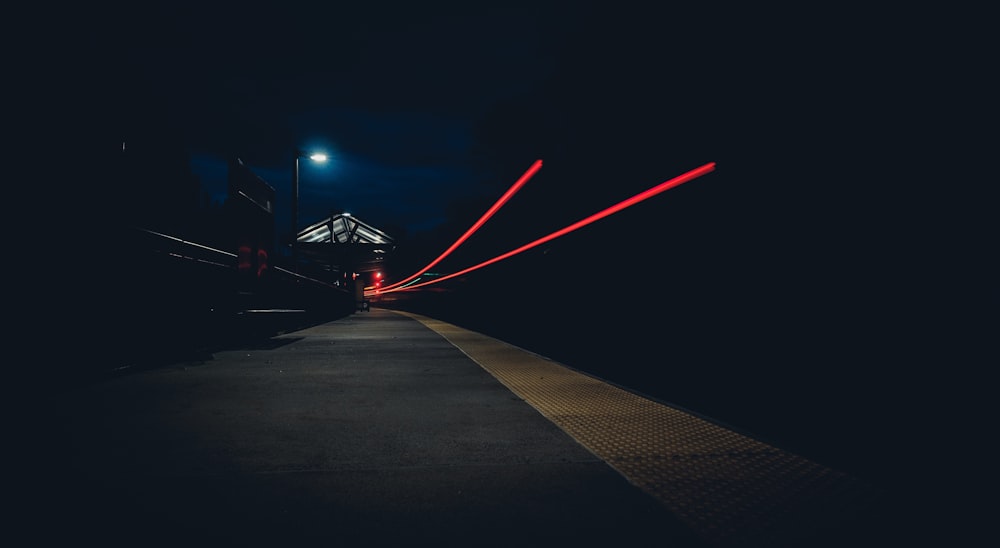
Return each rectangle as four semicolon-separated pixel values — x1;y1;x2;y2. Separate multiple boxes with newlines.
394;309;885;546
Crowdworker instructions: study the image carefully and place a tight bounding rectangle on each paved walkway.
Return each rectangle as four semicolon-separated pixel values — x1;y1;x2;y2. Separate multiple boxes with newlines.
35;308;903;546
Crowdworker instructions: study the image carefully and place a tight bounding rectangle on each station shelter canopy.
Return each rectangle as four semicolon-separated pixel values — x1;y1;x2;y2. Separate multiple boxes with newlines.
295;213;395;277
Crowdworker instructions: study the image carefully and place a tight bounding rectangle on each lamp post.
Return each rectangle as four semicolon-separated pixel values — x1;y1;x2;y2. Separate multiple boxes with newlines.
292;149;328;272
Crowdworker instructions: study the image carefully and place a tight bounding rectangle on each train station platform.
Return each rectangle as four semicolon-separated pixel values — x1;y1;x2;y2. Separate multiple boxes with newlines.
32;308;908;546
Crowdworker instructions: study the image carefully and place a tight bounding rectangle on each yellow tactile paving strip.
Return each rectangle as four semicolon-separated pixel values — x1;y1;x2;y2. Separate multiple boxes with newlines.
394;310;885;547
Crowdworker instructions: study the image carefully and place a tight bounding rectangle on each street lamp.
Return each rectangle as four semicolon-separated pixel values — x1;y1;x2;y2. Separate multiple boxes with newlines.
292;149;328;272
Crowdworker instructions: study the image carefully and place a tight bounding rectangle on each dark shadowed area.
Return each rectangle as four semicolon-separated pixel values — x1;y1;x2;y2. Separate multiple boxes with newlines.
28;1;996;538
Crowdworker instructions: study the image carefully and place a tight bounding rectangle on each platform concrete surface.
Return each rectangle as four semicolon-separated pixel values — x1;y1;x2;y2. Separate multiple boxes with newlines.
28;308;911;547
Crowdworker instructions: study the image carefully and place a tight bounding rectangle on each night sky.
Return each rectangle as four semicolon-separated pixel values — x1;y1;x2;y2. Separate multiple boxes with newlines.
41;0;995;500
60;2;986;236
69;1;991;321
74;3;876;232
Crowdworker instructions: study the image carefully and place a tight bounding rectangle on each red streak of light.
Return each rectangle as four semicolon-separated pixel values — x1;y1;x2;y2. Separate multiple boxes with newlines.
377;159;543;292
383;162;715;293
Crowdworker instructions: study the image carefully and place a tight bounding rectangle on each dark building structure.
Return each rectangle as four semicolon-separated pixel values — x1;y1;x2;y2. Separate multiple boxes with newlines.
227;157;276;299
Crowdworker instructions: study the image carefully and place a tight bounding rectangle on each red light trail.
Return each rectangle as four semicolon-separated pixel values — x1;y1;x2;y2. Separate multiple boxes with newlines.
376;161;715;294
372;159;543;292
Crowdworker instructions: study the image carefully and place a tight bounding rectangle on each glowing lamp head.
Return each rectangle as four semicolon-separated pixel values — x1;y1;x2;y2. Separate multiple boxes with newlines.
309;153;328;162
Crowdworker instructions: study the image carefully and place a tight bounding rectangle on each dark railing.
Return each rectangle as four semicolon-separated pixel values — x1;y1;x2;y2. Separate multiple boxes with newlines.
75;227;356;379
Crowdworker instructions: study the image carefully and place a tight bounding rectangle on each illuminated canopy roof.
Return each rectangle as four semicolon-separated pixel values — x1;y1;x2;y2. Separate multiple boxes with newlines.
297;213;395;246
295;213;395;276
